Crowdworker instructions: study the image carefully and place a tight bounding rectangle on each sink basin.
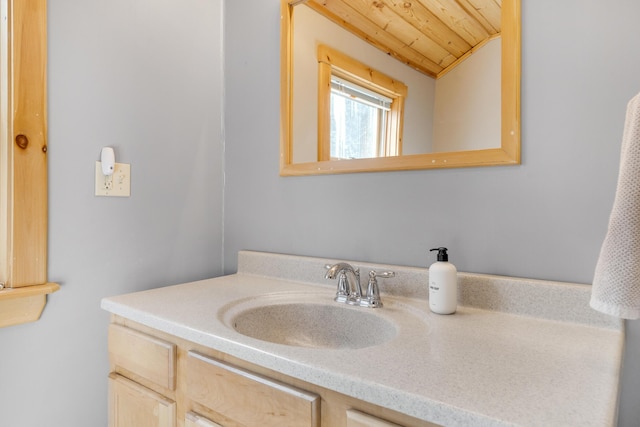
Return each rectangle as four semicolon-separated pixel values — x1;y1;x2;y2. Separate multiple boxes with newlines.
220;292;398;349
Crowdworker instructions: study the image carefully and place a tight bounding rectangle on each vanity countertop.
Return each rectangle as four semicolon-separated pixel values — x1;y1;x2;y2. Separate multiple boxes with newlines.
101;251;623;427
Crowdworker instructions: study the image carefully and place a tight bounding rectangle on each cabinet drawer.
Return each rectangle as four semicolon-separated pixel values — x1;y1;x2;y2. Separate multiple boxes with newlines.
109;324;176;390
186;351;320;427
109;373;175;427
185;412;223;427
347;409;402;427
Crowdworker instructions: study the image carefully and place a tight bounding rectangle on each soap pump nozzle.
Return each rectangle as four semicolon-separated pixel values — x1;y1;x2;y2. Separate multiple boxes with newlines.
430;247;449;262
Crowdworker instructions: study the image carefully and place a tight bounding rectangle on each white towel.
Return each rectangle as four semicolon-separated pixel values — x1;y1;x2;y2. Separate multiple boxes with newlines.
591;92;640;319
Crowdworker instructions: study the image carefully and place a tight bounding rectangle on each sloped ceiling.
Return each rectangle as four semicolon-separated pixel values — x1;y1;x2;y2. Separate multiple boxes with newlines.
304;0;501;78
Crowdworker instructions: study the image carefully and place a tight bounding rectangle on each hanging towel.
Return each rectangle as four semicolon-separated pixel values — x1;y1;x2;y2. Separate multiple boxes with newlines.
591;92;640;319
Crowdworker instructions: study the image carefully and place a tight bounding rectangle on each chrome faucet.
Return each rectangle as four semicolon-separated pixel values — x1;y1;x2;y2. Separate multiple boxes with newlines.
325;262;362;304
325;263;395;308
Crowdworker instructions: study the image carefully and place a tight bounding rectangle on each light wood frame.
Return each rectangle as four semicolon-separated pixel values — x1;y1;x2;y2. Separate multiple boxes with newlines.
316;44;407;161
280;0;521;175
0;0;58;328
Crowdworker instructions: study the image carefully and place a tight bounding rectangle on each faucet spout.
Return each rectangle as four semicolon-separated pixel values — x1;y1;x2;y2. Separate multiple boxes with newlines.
325;263;362;304
325;262;355;279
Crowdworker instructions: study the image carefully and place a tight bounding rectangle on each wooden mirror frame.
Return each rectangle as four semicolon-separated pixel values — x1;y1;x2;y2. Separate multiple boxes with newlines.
280;0;521;176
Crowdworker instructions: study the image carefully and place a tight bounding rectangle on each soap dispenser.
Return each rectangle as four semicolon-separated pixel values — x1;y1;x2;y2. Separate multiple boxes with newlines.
428;247;458;314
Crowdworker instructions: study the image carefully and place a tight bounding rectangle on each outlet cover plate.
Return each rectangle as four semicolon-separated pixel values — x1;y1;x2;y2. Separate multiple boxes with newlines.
95;161;131;197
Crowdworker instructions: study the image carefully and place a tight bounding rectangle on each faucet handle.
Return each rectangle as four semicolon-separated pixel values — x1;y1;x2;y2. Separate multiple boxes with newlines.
373;270;395;279
334;272;350;303
361;270;394;308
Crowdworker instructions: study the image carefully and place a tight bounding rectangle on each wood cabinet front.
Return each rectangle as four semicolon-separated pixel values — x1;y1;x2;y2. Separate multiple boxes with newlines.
108;373;175;427
107;318;438;427
185;411;223;427
186;351;320;427
347;409;403;427
108;323;176;391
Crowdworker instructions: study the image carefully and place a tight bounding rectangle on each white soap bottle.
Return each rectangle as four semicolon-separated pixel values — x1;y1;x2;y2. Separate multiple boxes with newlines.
428;247;458;314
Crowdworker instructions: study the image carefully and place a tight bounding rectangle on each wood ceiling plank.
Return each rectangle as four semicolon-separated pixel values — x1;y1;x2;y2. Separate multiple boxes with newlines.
377;0;471;57
469;0;502;33
308;0;443;76
305;0;502;77
413;0;491;45
463;0;501;33
334;0;454;67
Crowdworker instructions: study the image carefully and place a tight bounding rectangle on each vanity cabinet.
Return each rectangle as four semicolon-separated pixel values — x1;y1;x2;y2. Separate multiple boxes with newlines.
107;318;438;427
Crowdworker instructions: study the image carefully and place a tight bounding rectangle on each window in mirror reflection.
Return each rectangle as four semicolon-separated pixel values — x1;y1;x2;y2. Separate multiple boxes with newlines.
317;44;407;161
330;76;394;159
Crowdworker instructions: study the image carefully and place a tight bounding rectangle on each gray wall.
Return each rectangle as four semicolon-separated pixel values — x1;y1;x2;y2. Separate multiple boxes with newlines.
224;1;640;426
0;0;223;425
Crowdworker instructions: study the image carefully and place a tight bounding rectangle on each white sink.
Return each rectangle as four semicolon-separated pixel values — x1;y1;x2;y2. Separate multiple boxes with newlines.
219;291;398;349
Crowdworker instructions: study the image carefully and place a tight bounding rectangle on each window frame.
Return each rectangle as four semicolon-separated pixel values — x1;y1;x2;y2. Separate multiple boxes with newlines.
0;0;58;328
316;44;407;162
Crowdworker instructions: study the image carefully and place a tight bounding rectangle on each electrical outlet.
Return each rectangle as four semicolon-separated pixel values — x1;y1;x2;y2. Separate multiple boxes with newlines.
95;161;130;197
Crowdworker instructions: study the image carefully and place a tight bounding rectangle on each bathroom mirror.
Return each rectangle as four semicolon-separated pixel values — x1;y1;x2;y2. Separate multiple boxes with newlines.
280;0;520;175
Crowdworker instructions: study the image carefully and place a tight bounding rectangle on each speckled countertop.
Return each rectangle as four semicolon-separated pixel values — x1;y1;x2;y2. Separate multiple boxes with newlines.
101;251;624;427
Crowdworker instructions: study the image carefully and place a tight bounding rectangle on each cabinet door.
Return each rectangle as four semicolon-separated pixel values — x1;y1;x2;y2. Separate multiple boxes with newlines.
185;411;223;427
109;373;176;427
346;409;402;427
